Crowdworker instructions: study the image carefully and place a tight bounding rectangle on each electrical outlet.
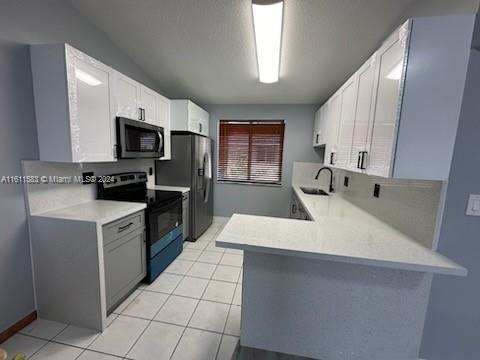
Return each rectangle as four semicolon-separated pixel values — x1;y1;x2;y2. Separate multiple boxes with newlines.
373;183;380;198
344;176;349;187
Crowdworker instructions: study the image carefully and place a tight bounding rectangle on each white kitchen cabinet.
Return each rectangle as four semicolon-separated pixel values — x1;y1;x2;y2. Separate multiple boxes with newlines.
139;85;157;124
313;108;321;146
112;72;159;124
334;76;357;170
323;92;341;166
31;43;174;163
171;100;210;136
367;26;409;178
348;56;377;172
156;94;172;160
317;15;475;180
30;44;116;162
313;103;328;146
113;71;141;121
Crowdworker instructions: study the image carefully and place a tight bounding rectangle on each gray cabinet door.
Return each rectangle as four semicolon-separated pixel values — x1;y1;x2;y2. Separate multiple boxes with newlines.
103;227;146;311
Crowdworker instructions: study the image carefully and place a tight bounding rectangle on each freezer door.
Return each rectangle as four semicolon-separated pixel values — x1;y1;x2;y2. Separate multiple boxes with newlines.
155;134;192;187
192;136;213;239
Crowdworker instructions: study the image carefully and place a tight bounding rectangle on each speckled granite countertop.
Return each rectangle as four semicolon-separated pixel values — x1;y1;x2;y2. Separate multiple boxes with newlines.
32;200;146;225
216;186;466;276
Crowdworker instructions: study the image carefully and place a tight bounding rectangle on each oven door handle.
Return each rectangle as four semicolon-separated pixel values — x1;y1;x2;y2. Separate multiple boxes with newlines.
148;197;183;215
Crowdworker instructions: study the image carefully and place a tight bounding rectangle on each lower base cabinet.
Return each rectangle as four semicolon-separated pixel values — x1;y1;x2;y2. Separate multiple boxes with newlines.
290;193;311;221
103;211;146;312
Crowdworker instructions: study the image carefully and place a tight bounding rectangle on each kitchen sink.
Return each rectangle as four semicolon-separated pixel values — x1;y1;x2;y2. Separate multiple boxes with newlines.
300;187;329;196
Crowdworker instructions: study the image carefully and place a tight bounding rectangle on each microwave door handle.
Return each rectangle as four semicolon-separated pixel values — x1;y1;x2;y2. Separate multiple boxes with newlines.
157;131;164;153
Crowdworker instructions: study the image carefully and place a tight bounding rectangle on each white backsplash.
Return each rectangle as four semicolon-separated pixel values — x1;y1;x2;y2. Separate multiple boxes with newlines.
292;162;444;249
23;160;156;215
292;162;332;188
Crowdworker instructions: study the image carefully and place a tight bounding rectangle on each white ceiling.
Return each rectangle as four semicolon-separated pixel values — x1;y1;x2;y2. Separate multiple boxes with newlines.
68;0;417;105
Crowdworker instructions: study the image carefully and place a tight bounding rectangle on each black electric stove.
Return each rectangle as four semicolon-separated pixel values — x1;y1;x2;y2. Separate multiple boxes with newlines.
98;172;183;283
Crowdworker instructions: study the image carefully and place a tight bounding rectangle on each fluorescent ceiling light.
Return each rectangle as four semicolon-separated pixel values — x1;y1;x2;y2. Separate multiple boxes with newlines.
252;0;284;84
386;61;403;80
75;68;102;86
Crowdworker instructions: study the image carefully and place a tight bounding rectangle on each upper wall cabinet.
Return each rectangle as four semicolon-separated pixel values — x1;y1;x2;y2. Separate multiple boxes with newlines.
156;94;172;160
317;15;475;180
313;103;329;146
31;43;172;162
31;44;116;162
348;56;377;173
171;100;209;137
113;71;141;121
111;71;172;160
112;72;158;124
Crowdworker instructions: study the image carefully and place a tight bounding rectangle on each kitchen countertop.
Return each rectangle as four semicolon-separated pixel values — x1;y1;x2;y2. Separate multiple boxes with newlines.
148;185;190;193
216;185;467;276
31;200;146;225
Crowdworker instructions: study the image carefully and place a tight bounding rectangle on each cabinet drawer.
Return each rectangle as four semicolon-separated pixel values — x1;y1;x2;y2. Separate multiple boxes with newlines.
103;211;145;246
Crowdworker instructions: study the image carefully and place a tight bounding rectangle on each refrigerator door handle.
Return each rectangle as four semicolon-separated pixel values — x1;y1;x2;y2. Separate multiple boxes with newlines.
203;151;212;203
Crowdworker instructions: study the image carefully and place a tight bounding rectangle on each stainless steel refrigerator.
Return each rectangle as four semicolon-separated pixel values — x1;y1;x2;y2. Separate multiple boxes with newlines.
155;133;213;241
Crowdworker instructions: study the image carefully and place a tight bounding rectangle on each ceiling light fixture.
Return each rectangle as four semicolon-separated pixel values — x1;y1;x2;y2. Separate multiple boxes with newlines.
75;68;102;86
252;0;284;84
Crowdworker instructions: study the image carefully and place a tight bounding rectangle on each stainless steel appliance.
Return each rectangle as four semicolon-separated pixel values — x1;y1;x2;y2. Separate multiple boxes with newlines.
98;172;182;283
116;117;164;159
155;133;213;241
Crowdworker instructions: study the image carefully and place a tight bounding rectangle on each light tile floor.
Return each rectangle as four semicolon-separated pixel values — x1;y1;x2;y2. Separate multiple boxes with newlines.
1;217;241;360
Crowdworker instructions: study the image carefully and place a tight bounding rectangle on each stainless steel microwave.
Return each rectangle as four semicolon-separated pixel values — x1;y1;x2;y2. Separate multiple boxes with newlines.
116;117;164;159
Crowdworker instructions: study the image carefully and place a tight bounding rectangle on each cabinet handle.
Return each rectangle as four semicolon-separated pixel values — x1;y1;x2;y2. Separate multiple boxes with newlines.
330;152;335;165
118;222;133;232
357;152;362;169
360;151;368;170
138;108;143;121
199;123;202;133
316;134;319;144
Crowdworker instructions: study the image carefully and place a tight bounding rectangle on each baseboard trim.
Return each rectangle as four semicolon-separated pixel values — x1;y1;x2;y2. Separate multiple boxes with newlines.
0;311;37;344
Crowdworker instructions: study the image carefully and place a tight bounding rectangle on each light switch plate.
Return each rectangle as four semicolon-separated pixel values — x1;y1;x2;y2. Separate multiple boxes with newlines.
466;194;480;216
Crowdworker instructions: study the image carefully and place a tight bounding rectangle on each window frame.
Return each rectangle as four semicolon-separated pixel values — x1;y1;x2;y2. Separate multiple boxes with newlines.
215;119;286;187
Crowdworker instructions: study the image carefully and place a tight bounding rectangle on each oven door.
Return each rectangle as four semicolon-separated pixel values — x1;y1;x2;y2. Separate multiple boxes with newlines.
117;117;164;158
147;197;183;258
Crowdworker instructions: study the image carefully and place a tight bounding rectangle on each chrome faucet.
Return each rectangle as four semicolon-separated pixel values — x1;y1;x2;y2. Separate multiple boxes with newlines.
314;167;334;193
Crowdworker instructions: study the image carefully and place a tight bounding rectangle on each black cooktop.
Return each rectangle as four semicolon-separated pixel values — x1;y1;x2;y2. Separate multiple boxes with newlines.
97;172;182;210
100;188;181;207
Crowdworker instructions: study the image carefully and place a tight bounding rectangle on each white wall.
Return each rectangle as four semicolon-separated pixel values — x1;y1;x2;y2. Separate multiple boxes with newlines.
395;1;480;358
207;105;323;218
0;0;160;333
420;42;480;360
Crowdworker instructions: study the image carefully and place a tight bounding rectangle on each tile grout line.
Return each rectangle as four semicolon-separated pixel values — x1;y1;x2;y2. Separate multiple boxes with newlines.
121;256;196;359
167;259;214;360
20;323;69;359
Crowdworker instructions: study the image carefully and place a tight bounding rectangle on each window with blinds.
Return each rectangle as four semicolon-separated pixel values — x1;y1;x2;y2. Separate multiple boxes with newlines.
217;120;285;185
